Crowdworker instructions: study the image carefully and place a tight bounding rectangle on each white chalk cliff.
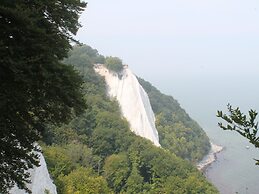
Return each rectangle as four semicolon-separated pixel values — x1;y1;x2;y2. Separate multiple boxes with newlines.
8;64;159;194
10;152;57;194
94;64;160;147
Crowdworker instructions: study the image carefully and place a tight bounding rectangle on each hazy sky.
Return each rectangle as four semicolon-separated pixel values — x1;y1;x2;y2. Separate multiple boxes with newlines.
77;0;259;81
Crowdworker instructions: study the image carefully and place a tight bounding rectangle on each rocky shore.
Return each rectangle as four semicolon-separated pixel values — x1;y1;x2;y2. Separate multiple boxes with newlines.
197;142;224;171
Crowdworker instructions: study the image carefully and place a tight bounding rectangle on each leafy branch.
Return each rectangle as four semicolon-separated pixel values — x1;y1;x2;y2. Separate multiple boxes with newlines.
217;104;259;165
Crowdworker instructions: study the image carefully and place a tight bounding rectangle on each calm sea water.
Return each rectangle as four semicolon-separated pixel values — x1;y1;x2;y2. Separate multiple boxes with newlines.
151;74;259;194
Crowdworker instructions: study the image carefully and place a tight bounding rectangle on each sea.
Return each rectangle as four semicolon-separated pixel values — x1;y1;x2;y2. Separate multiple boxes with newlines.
152;73;259;194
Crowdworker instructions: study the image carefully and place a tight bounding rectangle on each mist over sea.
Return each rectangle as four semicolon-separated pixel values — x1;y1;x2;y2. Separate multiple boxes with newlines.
150;73;259;194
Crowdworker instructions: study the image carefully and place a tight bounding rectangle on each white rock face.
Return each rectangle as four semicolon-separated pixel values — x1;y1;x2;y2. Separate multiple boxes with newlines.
10;152;57;194
94;64;160;147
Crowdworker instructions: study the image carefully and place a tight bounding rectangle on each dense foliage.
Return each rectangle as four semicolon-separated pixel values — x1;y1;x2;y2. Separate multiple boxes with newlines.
42;45;218;193
105;56;124;73
217;104;259;165
0;1;86;192
138;78;211;162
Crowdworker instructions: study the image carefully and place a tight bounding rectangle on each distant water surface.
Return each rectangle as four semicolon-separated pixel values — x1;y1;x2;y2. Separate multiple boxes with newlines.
152;74;259;194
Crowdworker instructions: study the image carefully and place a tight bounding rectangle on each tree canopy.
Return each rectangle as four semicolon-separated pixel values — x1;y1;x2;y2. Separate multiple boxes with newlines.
105;56;124;73
0;1;86;192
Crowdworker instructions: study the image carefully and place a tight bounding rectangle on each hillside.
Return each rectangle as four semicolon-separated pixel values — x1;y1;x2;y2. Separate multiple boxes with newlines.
138;78;211;162
41;45;218;193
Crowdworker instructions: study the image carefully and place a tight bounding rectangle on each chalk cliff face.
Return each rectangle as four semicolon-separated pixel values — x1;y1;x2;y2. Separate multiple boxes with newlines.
9;64;160;193
94;64;160;147
10;152;57;194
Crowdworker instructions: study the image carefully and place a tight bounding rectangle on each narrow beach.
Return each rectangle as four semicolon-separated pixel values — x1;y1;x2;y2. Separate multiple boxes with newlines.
197;142;223;171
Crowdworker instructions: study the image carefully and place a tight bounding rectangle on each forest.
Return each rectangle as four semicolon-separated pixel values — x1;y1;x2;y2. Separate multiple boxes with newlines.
138;78;211;162
40;45;218;193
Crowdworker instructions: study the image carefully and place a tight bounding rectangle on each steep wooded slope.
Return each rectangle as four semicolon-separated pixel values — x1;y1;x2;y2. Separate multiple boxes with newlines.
41;45;218;194
139;78;210;162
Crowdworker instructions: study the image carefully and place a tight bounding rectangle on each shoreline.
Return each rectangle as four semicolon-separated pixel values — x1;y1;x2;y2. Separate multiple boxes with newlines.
197;142;224;171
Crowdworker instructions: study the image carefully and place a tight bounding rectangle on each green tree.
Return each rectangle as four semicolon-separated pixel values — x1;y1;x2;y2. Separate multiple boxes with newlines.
43;144;101;180
0;0;86;192
104;153;130;192
217;104;259;165
105;56;123;72
43;146;74;180
125;165;144;193
57;167;111;194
